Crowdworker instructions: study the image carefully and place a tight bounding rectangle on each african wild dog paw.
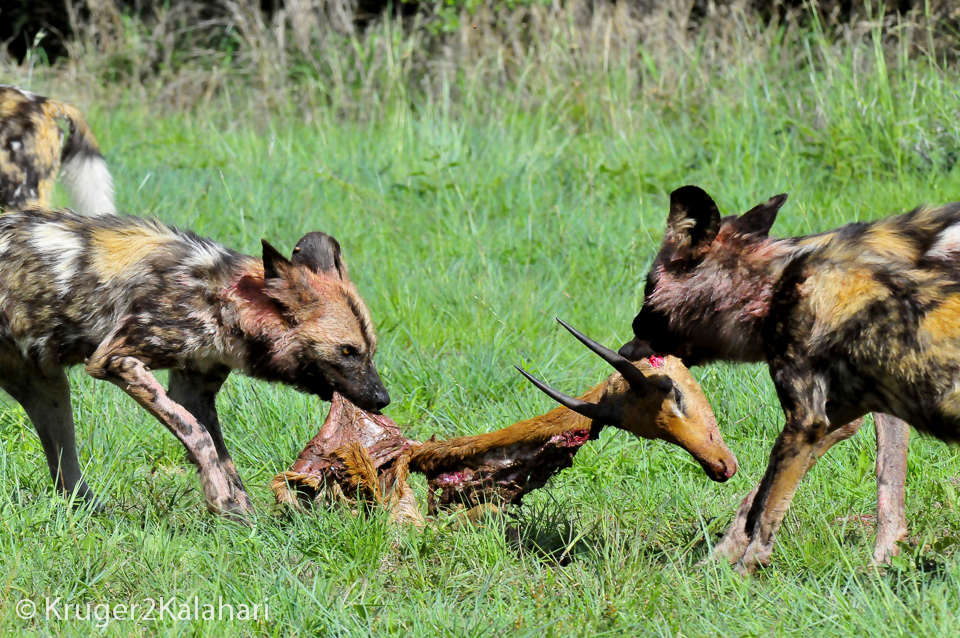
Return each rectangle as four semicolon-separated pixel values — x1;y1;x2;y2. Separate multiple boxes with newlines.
735;541;772;576
201;467;254;522
207;492;254;524
699;537;748;567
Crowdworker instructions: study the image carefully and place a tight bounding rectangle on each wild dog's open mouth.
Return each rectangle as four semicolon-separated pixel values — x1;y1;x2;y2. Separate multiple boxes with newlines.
300;376;335;402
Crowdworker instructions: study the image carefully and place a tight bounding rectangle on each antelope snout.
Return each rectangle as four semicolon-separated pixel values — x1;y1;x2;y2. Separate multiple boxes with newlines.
701;454;738;483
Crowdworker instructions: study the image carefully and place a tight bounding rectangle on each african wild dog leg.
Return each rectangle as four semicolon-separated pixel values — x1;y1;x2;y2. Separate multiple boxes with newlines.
168;368;249;516
734;371;839;573
85;341;252;518
708;485;759;563
0;355;100;507
873;413;909;565
709;417;864;564
168;367;231;463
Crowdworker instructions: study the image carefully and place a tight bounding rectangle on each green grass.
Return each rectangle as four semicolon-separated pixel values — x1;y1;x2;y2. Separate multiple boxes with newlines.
4;28;960;636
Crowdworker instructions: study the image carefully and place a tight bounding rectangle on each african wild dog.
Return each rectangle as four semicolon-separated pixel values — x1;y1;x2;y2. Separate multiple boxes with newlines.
618;185;960;572
0;209;388;517
0;85;115;216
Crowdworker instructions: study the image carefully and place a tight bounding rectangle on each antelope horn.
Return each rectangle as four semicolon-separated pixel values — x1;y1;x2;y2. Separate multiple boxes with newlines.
556;318;656;394
515;366;621;424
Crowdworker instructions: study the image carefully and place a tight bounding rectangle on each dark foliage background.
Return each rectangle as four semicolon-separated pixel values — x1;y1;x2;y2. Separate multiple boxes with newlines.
4;1;958;65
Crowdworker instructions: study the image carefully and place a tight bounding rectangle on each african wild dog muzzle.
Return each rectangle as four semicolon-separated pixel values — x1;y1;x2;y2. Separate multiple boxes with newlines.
305;361;390;413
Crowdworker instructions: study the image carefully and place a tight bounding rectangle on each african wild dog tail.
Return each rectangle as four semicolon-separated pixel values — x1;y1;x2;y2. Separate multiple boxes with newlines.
42;99;116;217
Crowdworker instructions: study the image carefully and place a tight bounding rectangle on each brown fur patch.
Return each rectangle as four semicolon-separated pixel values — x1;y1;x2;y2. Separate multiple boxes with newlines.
409;399;596;474
334;442;382;503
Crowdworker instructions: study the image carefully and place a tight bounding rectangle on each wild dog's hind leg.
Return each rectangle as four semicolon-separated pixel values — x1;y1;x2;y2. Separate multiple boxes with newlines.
0;352;99;507
86;338;252;519
167;368;248;506
708;417;864;564
873;413;909;565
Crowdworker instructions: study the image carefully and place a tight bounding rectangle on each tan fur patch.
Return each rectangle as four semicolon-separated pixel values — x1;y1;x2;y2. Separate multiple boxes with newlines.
761;443;814;523
920;294;960;344
795;232;836;251
334;442;382;502
802;268;888;338
861;224;919;262
939;380;960;420
89;224;176;281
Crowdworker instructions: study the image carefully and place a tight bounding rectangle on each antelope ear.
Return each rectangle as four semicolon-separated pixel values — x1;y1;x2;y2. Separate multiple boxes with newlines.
664;186;722;260
291;231;347;279
262;239;291;280
654;375;673;393
731;194;787;237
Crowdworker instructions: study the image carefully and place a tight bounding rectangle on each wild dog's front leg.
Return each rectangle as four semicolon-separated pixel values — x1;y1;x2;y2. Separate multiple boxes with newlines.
733;372;833;574
709;485;759;562
709;417;864;564
873;413;909;565
85;344;252;518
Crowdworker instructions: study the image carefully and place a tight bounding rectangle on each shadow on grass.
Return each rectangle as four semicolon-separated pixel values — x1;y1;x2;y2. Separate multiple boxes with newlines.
504;493;710;569
881;537;958;590
506;499;597;566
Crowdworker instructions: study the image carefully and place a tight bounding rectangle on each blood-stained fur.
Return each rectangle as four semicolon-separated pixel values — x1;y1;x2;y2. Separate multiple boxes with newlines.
619;186;960;571
0;208;388;517
0;85;115;216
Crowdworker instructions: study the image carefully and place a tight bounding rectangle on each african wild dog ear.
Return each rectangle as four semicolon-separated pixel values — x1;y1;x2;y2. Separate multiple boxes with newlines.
291;232;347;280
261;239;292;280
665;186;721;260
732;194;787;237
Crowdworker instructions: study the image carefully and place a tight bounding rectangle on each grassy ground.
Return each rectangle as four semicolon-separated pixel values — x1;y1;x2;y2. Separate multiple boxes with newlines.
3;26;960;636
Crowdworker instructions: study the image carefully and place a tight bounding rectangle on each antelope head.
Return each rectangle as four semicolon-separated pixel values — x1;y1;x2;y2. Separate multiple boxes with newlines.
516;319;737;482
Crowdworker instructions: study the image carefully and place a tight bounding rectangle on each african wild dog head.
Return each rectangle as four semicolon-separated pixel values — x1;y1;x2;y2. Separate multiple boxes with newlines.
618;186;791;366
231;232;390;412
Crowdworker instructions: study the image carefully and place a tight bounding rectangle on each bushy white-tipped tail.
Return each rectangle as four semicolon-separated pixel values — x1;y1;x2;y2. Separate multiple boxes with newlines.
48;99;117;216
59;153;116;216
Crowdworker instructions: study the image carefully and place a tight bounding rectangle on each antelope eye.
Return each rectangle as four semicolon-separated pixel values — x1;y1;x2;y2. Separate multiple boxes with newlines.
672;386;685;413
